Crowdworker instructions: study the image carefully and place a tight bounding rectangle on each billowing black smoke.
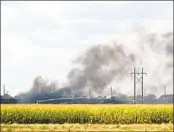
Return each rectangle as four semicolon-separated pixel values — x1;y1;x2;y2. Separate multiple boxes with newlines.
16;76;74;103
16;27;173;103
16;42;136;103
68;43;135;95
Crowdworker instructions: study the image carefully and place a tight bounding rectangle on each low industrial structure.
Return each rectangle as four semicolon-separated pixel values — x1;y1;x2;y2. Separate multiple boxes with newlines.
1;94;18;104
0;85;18;104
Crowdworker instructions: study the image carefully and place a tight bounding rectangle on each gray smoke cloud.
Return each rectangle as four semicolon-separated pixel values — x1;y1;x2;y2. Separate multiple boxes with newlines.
16;26;173;102
68;43;136;96
130;26;173;97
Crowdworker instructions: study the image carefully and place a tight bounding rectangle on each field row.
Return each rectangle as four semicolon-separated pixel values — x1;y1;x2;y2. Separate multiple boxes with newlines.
1;104;173;124
1;123;173;132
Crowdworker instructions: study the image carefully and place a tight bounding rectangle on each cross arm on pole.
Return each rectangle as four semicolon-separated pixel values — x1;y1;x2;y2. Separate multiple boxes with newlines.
131;73;147;75
135;72;147;75
130;73;134;75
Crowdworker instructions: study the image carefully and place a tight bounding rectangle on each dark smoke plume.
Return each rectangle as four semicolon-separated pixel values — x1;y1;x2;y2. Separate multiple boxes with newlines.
68;43;135;95
16;26;173;102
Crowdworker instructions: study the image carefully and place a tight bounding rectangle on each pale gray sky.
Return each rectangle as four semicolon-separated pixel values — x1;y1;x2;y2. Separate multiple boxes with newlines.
1;1;173;96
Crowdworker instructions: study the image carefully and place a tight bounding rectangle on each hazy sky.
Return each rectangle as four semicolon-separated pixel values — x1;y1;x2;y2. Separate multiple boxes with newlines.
1;1;173;96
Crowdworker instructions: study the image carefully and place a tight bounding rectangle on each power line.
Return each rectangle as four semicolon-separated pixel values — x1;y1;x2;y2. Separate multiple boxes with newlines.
131;68;147;104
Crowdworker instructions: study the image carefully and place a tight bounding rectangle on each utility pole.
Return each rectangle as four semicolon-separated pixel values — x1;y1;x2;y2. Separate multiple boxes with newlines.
131;68;136;104
3;85;6;95
54;84;56;93
109;84;113;97
164;86;167;103
141;68;147;103
131;68;147;104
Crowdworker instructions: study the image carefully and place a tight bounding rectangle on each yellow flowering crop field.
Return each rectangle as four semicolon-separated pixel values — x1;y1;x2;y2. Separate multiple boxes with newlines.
1;104;173;124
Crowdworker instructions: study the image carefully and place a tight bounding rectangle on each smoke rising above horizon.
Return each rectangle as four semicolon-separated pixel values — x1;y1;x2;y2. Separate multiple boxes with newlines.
68;42;136;96
16;26;173;101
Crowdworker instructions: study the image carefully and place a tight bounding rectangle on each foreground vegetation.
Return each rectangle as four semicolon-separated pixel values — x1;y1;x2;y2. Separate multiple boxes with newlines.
1;123;173;132
1;104;173;124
